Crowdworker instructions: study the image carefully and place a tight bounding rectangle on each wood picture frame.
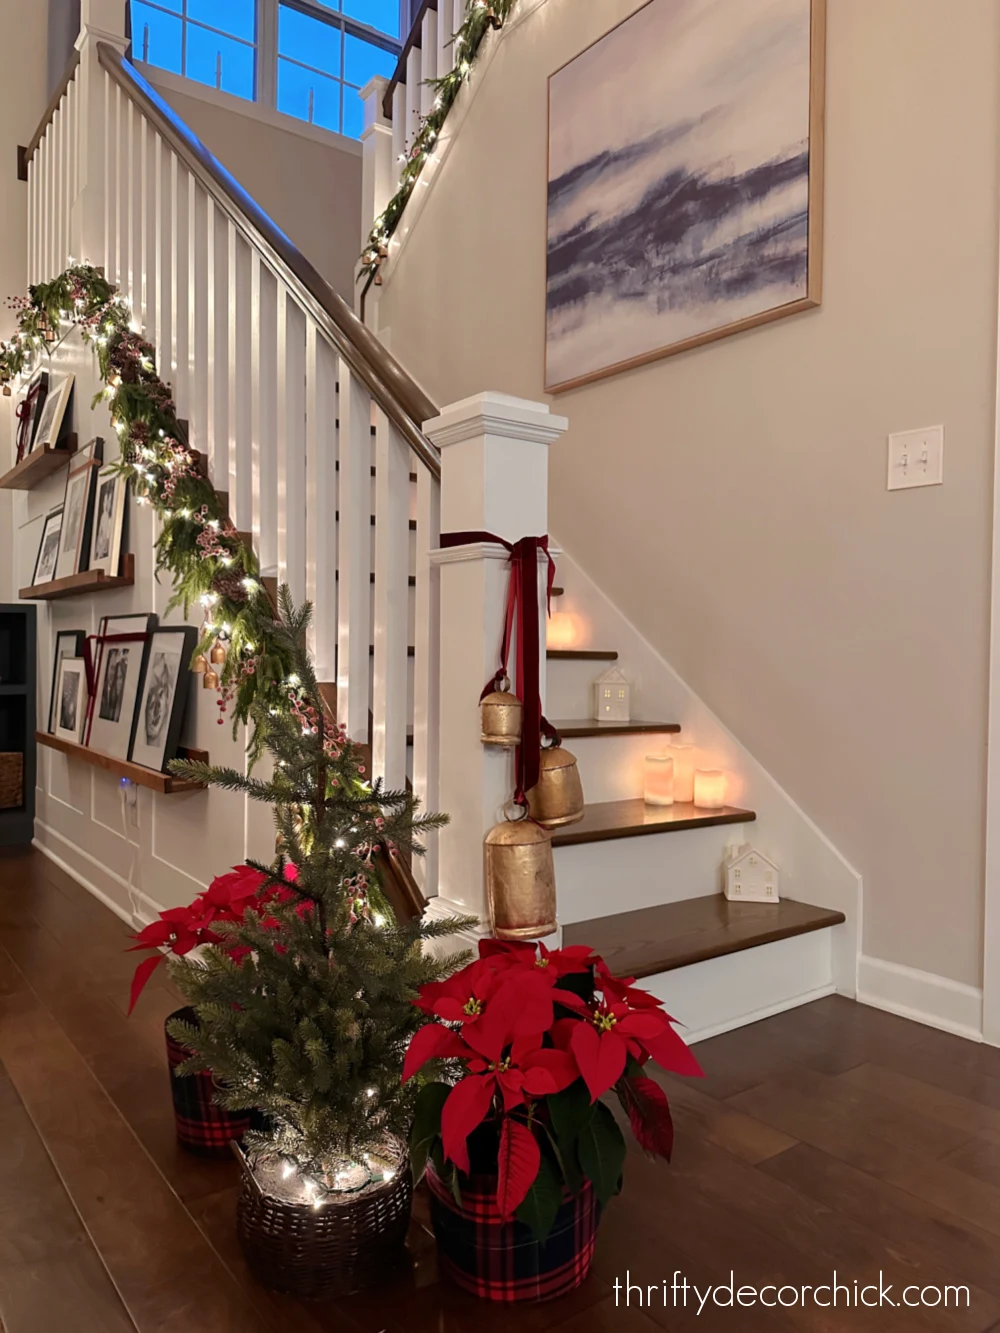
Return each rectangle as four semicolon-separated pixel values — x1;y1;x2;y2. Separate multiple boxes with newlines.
87;613;156;759
31;372;74;450
88;470;128;577
545;0;826;393
15;368;49;463
54;437;103;581
54;657;88;744
31;508;64;586
130;626;198;773
48;629;85;733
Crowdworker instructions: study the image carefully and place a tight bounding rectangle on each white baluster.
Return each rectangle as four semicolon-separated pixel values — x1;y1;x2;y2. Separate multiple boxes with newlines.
279;295;307;604
139;117;152;333
229;228;252;532
337;362;373;742
170;153;189;427
437;0;456;78
254;261;278;573
391;82;406;172
405;46;421;149
191;184;209;463
372;410;410;790
210;201;229;487
114;85;126;290
307;329;339;682
412;464;441;895
420;10;438;115
103;72;116;280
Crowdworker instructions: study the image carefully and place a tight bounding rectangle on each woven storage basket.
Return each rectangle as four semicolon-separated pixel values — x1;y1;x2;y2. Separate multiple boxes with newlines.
426;1163;600;1303
236;1146;413;1300
165;1006;253;1158
0;754;23;810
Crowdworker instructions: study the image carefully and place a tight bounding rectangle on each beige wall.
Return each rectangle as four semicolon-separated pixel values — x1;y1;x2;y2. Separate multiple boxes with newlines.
152;80;363;301
379;0;1000;989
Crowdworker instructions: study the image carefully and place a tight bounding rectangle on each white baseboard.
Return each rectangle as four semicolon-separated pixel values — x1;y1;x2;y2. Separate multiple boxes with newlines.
33;824;165;929
857;954;983;1043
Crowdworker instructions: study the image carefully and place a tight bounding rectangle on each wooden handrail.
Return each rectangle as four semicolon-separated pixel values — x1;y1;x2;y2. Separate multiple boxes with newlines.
93;43;442;480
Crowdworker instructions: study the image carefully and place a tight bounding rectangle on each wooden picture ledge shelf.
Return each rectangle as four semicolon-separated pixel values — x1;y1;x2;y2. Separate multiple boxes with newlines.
35;732;207;794
0;436;78;491
20;553;135;602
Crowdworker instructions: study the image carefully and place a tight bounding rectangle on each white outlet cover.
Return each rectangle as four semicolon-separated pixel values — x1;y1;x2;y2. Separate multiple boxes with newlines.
888;426;944;491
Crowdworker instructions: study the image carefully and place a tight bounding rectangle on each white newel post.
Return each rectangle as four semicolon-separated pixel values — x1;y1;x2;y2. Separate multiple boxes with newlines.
422;394;569;939
359;76;394;322
74;0;128;270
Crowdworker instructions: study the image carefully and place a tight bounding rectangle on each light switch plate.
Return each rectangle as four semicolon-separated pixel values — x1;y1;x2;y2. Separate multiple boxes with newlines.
888;426;944;491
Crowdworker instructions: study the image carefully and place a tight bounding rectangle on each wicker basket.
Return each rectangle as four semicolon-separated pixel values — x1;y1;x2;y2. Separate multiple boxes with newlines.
0;753;23;811
236;1144;413;1300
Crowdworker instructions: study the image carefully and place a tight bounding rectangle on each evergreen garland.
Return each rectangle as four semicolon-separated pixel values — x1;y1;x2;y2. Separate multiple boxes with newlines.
359;0;517;288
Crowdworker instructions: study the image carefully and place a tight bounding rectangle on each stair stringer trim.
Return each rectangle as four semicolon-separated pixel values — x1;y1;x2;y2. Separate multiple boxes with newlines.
549;541;862;996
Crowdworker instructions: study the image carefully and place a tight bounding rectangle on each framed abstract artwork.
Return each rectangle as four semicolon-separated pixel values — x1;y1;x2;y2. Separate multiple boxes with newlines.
54;437;103;581
48;629;85;733
87;613;156;758
31;372;74;450
130;626;197;773
89;471;128;576
32;509;63;586
545;0;825;392
54;657;88;745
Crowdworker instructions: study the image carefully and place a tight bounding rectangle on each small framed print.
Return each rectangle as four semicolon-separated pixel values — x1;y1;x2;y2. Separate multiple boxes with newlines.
54;657;88;744
31;372;74;450
48;629;85;733
15;368;49;463
89;471;128;576
32;508;64;586
130;626;197;772
54;437;103;581
87;613;156;758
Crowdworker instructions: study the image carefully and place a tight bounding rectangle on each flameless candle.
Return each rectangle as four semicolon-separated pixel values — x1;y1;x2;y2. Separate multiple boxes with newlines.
668;744;696;804
693;770;726;810
644;755;674;806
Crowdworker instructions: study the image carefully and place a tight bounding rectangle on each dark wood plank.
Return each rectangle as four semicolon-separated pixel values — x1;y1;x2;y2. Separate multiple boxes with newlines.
34;733;206;795
839;1062;1000;1140
564;895;844;980
0;439;77;491
545;649;618;661
551;798;755;848
19;553;135;602
548;719;681;739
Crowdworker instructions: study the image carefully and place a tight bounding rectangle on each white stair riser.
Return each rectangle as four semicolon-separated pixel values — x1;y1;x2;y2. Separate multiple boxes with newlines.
569;733;679;804
554;821;754;923
545;658;619;720
643;928;840;1044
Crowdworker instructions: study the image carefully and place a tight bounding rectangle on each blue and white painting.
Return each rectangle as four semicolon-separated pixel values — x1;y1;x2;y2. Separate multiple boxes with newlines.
546;0;819;390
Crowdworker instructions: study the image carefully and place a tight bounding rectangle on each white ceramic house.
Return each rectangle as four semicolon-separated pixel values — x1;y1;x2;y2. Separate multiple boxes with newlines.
724;844;781;903
593;666;631;722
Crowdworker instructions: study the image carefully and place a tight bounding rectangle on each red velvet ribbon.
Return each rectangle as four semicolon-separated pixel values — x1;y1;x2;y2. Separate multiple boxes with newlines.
14;381;43;463
440;532;556;803
82;630;149;745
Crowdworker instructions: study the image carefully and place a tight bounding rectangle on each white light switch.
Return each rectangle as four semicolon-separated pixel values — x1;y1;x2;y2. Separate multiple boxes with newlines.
887;426;944;491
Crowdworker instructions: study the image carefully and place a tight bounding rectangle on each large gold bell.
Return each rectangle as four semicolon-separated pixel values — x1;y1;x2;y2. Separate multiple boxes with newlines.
526;744;585;828
481;676;522;747
484;816;556;940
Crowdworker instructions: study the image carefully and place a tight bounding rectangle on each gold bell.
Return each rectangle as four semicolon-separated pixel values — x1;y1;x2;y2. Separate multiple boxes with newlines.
526;743;585;828
481;675;522;747
2;384;10;398
192;653;209;674
210;641;227;666
203;668;220;690
484;814;557;940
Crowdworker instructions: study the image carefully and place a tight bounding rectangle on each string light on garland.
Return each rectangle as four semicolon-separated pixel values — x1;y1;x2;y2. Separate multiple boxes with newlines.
359;0;516;290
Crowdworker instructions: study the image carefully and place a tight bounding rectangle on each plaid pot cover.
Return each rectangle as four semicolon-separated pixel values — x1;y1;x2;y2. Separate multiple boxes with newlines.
165;1006;252;1158
426;1164;600;1303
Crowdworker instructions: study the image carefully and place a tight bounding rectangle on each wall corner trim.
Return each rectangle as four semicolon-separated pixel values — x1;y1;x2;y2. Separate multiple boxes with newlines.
857;954;984;1043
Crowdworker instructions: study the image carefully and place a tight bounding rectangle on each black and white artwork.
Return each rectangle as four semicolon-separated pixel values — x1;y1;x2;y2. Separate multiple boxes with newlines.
48;630;85;733
31;372;74;450
545;0;824;390
16;369;49;463
87;614;155;758
130;627;197;772
32;509;64;586
54;657;87;744
99;647;129;723
88;472;127;576
55;438;102;581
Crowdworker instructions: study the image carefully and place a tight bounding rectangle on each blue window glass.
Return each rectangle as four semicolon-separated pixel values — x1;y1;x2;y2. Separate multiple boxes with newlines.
343;32;396;86
131;2;183;74
341;86;364;139
187;0;257;43
278;7;342;72
343;0;400;39
187;26;255;100
277;59;341;133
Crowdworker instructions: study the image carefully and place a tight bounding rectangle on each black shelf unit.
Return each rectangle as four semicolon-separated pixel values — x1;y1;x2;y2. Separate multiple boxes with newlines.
0;605;36;847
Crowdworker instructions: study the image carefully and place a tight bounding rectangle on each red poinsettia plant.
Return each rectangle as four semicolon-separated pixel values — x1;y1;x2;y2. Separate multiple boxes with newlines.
127;861;303;1012
403;938;703;1239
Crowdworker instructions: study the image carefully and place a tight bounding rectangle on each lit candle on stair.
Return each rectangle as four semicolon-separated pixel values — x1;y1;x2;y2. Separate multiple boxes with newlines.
693;770;726;810
644;755;674;806
668;744;696;804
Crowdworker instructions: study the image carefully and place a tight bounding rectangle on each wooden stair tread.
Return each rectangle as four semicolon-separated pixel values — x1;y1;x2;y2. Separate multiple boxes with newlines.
550;798;754;847
546;648;618;661
564;894;847;980
550;719;681;739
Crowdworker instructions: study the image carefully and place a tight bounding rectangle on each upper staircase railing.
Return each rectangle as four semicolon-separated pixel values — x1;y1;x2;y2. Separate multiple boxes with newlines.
25;33;443;903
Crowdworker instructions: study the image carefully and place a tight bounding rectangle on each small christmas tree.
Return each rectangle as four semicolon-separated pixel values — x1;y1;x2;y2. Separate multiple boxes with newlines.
165;590;471;1194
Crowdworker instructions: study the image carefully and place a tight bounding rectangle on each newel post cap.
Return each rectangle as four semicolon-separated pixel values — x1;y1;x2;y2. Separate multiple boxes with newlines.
424;392;569;450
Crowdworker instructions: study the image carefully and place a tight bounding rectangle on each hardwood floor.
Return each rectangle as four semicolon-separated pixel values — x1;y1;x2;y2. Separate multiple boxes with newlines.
1;846;999;1332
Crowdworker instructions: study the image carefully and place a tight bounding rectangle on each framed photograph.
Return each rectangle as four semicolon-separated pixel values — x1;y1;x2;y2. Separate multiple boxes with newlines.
130;627;197;772
15;368;49;463
87;613;156;758
89;471;128;576
48;629;86;733
545;0;825;391
54;657;88;745
54;438;103;581
32;508;64;586
31;372;74;450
